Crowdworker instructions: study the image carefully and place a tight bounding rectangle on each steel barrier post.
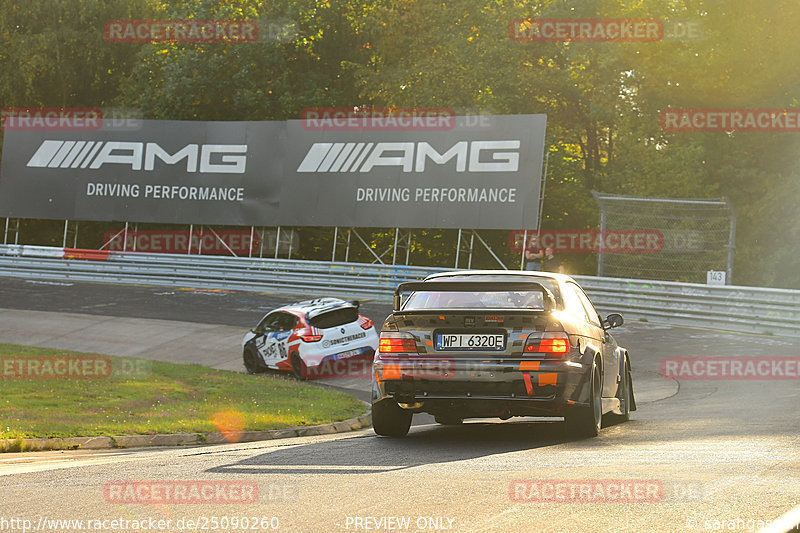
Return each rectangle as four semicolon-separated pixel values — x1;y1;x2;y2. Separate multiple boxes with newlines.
520;230;527;270
392;228;399;265
275;227;281;258
123;222;129;252
726;197;736;285
467;232;475;269
332;227;338;262
598;210;606;276
187;224;193;254
455;229;462;268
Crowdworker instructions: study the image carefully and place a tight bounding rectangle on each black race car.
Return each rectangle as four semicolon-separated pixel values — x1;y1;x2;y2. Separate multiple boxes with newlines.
371;270;635;437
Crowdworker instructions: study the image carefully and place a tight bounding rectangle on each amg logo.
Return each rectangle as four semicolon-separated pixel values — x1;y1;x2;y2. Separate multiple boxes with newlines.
297;140;520;173
26;140;247;174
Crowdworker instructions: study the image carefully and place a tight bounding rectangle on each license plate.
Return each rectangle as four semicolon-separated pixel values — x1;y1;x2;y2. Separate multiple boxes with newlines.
334;348;362;360
435;334;505;351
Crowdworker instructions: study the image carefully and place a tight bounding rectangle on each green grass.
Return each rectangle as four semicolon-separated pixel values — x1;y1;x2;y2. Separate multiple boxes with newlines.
0;343;365;440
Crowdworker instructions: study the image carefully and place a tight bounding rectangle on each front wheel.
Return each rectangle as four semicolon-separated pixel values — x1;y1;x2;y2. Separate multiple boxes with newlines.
372;399;412;437
243;347;265;374
291;353;308;380
564;363;602;438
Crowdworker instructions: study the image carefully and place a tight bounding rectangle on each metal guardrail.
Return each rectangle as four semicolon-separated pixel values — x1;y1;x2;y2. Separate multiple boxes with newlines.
0;244;798;338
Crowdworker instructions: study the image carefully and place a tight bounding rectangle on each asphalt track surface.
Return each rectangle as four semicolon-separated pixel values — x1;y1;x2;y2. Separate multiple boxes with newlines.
0;276;799;533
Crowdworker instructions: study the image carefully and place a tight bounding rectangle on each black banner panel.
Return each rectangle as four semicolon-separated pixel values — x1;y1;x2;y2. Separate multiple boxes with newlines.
0;115;546;229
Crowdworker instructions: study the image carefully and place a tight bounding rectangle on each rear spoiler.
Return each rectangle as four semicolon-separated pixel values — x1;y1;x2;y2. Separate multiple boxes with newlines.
393;281;557;312
306;300;360;321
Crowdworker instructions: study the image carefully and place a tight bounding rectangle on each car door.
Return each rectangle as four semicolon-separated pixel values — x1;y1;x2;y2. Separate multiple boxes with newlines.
563;282;610;392
254;312;289;367
573;284;619;398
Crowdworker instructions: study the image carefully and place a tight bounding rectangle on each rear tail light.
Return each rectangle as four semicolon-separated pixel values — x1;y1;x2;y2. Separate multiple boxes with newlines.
360;317;374;330
300;331;323;342
378;332;418;354
524;332;570;358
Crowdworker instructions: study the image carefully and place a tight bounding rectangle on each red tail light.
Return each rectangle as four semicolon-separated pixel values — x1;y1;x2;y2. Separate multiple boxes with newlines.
360;317;374;330
300;333;323;342
524;333;570;357
378;333;418;354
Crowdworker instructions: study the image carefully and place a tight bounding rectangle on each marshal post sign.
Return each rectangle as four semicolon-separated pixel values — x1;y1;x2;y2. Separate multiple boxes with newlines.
0;114;546;230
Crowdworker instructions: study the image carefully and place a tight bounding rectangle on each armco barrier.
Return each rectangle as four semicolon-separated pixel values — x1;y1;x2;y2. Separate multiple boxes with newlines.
0;244;798;338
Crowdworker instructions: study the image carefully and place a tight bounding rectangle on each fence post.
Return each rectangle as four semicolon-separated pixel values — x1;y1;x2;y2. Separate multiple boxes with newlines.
726;198;736;285
332;227;338;262
455;229;462;268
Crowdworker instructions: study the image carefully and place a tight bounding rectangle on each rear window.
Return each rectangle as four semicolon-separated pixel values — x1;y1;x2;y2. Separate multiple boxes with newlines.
403;290;545;310
308;307;359;329
424;275;563;307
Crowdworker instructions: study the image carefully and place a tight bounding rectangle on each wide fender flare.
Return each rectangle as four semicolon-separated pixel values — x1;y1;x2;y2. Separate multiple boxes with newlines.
617;348;637;411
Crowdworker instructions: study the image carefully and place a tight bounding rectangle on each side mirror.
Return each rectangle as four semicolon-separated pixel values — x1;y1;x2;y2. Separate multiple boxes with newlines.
603;313;624;329
348;299;361;309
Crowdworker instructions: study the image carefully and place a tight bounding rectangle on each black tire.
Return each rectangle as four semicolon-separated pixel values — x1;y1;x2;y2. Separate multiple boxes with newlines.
291;353;308;380
434;415;463;426
243;347;265;374
372;399;412;437
605;358;632;426
565;362;602;438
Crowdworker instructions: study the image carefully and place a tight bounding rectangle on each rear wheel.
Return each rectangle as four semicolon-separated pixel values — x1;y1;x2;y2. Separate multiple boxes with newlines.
243;347;265;374
565;363;602;438
291;353;308;380
372;399;412;437
606;358;632;426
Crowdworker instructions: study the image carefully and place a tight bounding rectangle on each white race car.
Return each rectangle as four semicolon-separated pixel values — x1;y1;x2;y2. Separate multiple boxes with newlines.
242;298;379;379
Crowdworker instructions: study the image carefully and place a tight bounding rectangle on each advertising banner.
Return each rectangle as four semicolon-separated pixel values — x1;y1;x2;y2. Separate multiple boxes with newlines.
0;115;546;229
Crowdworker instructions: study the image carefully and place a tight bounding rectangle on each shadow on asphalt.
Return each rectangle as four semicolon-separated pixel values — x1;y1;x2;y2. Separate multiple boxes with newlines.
205;420;592;476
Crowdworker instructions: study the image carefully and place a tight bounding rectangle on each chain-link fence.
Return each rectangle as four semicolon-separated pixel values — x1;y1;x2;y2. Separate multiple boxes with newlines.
592;192;735;284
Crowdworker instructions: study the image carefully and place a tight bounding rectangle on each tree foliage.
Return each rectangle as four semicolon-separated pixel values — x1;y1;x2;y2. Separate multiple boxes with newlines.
1;0;799;287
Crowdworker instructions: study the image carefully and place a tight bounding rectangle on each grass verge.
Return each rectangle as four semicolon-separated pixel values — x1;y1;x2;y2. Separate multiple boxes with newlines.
0;343;365;441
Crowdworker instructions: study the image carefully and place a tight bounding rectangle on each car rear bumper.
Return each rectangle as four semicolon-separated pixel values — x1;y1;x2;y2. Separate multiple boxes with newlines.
372;357;593;418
